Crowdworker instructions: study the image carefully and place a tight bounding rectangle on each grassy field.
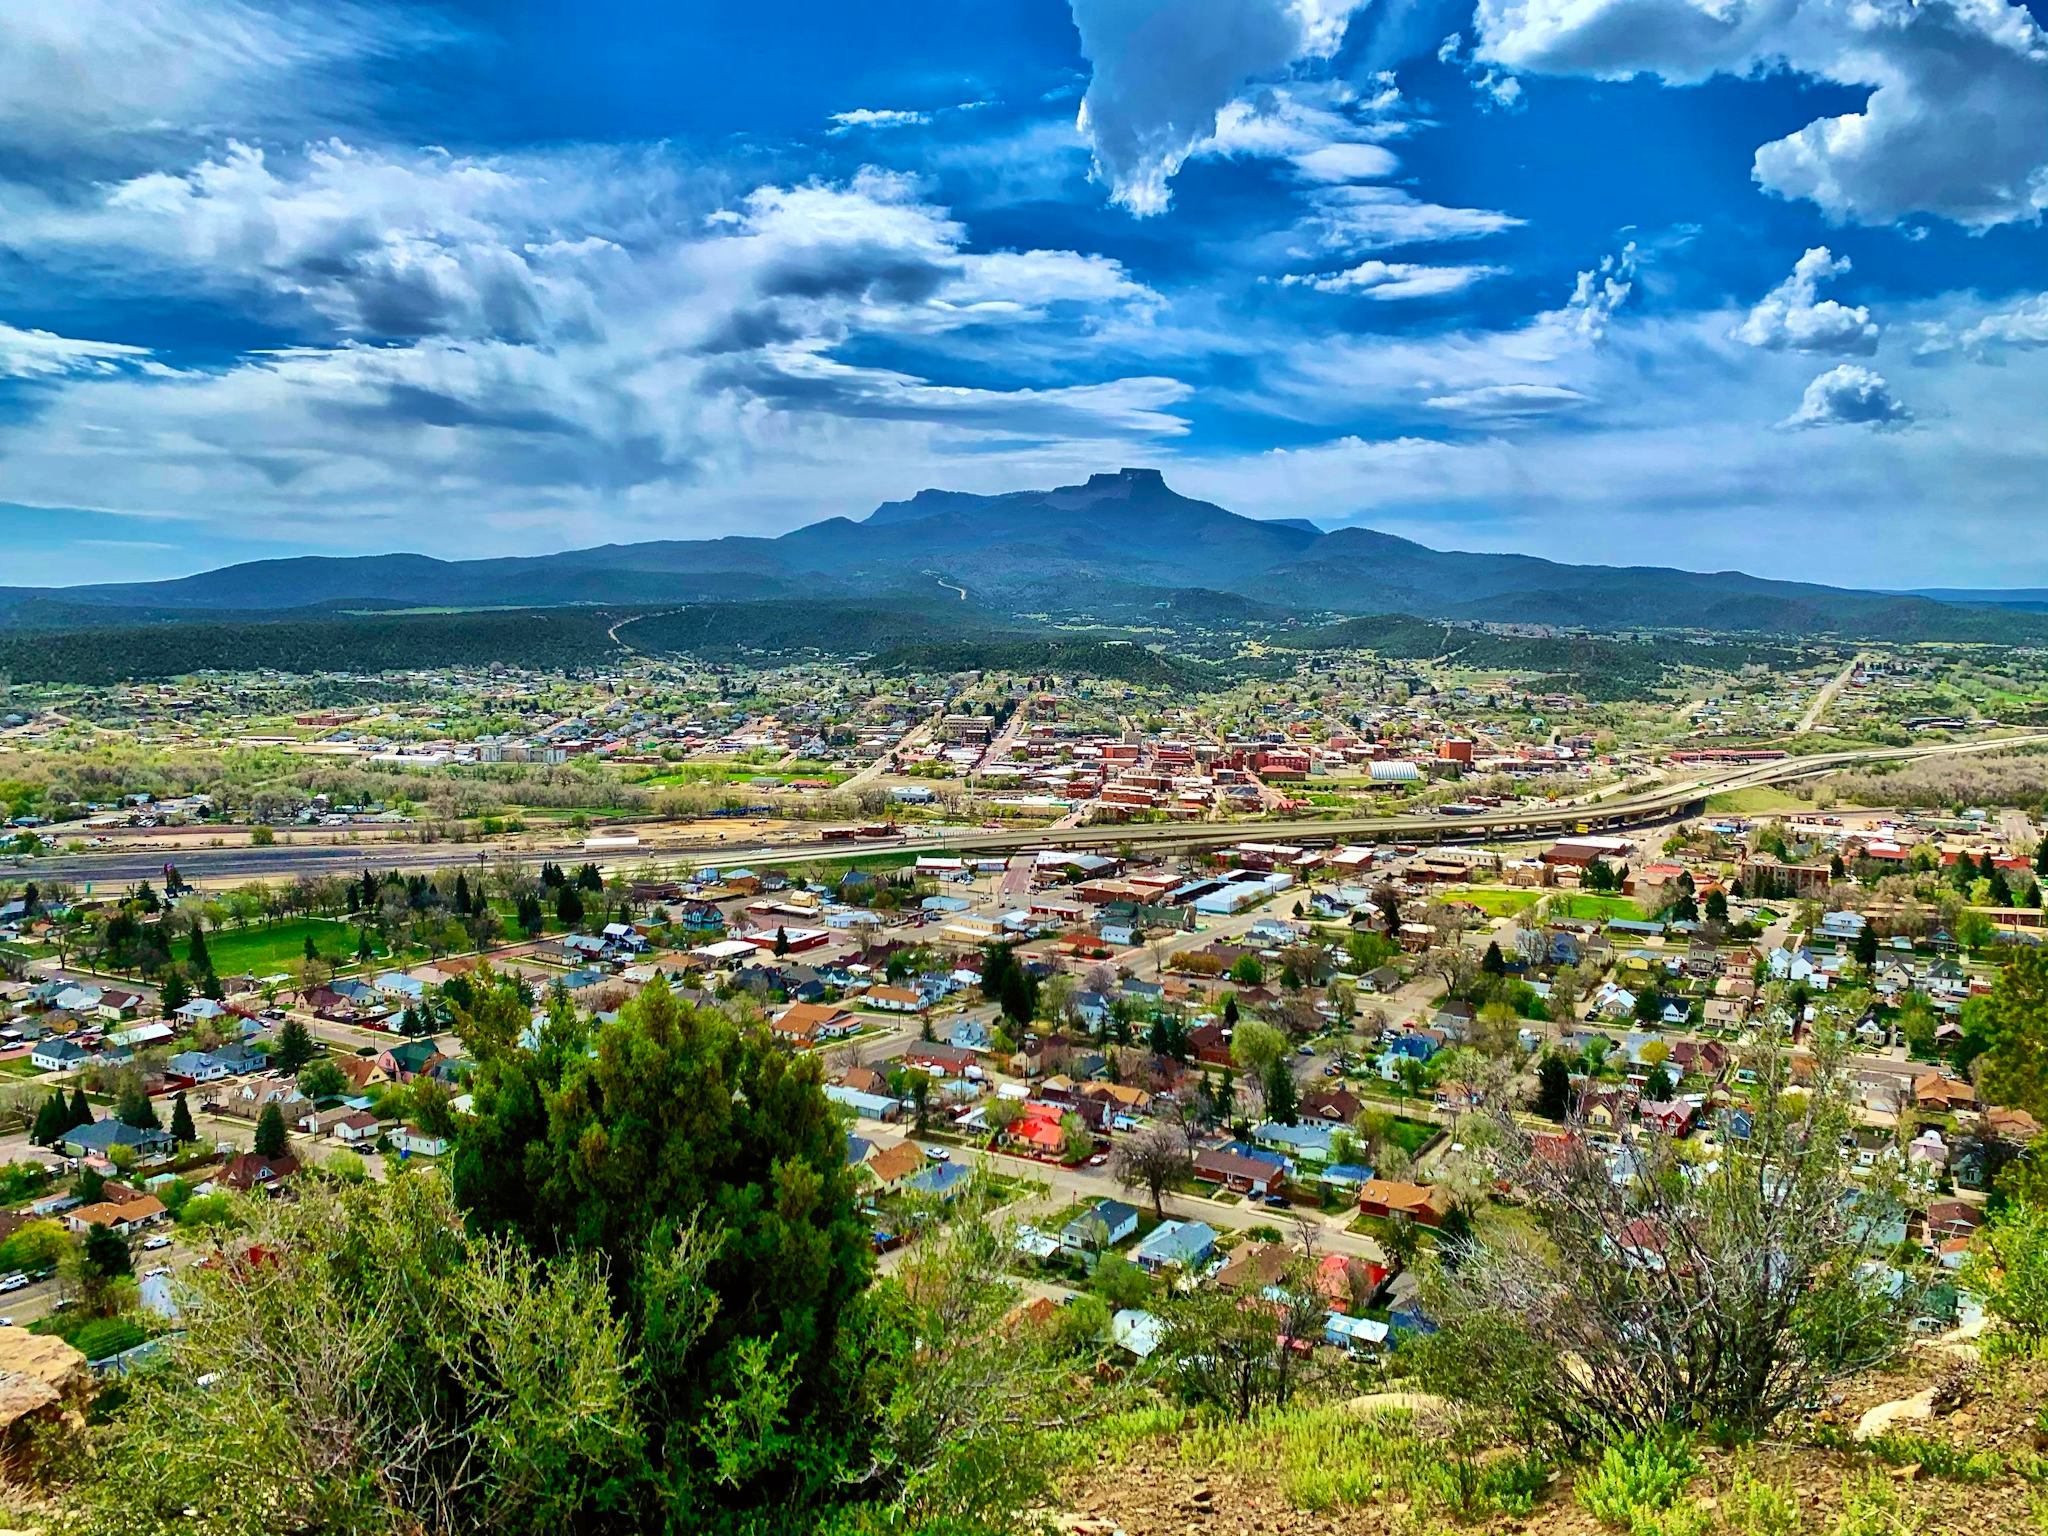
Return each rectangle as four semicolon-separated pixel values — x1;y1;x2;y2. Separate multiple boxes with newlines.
182;917;384;975
637;759;851;788
1544;892;1648;923
1445;886;1541;917
1704;785;1811;814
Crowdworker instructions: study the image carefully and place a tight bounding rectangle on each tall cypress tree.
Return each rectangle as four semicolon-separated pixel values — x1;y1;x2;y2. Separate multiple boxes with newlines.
67;1086;91;1131
31;1090;66;1146
169;1091;197;1146
187;922;211;975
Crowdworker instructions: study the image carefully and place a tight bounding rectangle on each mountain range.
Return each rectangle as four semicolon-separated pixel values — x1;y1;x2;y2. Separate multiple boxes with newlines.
2;468;2037;642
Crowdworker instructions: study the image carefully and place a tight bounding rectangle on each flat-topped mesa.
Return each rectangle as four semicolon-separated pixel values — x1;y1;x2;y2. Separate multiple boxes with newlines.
1082;466;1167;493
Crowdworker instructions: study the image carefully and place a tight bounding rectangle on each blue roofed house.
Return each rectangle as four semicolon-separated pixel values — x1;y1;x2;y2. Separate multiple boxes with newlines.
1133;1219;1217;1274
374;971;428;1003
1060;1198;1140;1255
902;1160;975;1200
30;1039;89;1072
1255;1119;1336;1165
1318;1161;1375;1193
62;1117;173;1160
168;1050;231;1083
949;1018;993;1052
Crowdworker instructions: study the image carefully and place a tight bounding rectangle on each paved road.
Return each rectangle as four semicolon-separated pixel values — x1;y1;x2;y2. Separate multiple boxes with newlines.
14;730;2043;892
1797;652;1866;734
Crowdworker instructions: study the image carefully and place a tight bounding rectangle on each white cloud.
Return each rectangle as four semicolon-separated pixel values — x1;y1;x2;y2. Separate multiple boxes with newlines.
1474;0;2048;230
0;321;155;380
0;140;660;343
1435;28;1525;110
1915;292;2048;357
1785;363;1911;428
826;109;934;135
1298;184;1525;251
1069;0;1369;214
1250;241;1641;423
1173;310;2048;585
0;156;1181;546
0;0;447;157
1556;242;1638;342
1199;83;1405;183
1280;261;1502;298
1425;382;1591;415
1734;246;1879;355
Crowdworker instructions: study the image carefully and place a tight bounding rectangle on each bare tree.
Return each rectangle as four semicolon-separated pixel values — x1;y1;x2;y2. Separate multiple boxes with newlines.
1158;1256;1328;1420
1111;1123;1194;1220
1421;1034;1923;1445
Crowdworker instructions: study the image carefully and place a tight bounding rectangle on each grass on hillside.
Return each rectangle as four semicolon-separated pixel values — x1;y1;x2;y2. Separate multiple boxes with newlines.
182;917;385;975
1704;785;1812;814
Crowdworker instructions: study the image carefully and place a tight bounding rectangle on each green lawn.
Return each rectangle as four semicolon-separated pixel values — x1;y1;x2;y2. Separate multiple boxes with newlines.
1446;886;1541;917
1384;1116;1438;1156
183;917;385;976
1545;893;1647;923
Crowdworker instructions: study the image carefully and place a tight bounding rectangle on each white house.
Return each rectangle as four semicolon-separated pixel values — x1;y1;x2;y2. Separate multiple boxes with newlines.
391;1125;450;1157
30;1039;89;1072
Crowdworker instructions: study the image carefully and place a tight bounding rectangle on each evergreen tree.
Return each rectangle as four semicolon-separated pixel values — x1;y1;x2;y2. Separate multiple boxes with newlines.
454;874;473;916
1536;1053;1572;1120
169;1091;196;1146
978;941;1014;1001
577;863;603;893
274;1016;317;1073
555;885;584;929
117;1085;161;1132
83;1222;131;1280
160;967;191;1014
999;964;1037;1026
1704;888;1729;922
67;1086;91;1132
187;922;211;974
1854;924;1879;969
1263;1055;1300;1127
357;926;376;962
199;967;224;1001
254;1103;290;1159
30;1090;66;1147
1223;993;1239;1026
304;934;320;963
1482;941;1505;976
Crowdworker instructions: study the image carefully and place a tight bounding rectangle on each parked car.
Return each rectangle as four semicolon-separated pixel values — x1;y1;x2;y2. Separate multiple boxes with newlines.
0;1273;27;1294
142;1235;172;1252
1261;1194;1291;1209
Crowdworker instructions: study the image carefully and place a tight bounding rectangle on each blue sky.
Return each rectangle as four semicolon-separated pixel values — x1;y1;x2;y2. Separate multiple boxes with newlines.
1;0;2045;588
